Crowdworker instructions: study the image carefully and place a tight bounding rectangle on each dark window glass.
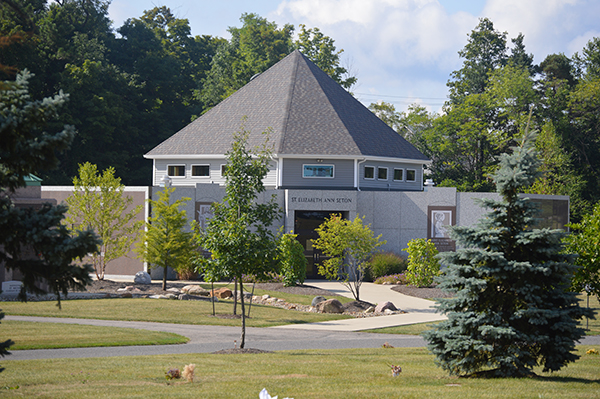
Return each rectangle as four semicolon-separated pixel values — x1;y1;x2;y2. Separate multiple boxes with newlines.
168;165;185;177
192;165;209;177
393;169;404;181
364;166;374;179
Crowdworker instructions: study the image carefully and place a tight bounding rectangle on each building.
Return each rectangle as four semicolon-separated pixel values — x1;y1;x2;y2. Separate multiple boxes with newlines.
144;50;569;279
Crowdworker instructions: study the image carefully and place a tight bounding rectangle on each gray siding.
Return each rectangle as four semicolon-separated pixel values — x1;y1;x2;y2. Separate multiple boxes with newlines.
281;158;355;189
359;161;422;191
153;159;277;187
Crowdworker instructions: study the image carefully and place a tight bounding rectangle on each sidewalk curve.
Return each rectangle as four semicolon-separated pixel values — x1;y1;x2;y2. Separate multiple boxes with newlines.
272;281;447;332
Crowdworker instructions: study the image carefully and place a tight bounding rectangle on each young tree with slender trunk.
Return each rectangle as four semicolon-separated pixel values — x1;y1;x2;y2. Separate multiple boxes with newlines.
137;187;195;291
65;162;143;280
196;123;280;348
313;214;385;301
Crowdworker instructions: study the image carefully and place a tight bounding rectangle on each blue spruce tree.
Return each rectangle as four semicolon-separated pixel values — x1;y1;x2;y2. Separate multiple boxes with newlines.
424;132;592;377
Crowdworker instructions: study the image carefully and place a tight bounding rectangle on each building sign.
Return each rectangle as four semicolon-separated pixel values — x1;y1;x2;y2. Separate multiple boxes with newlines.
195;202;213;229
428;206;456;252
289;196;352;204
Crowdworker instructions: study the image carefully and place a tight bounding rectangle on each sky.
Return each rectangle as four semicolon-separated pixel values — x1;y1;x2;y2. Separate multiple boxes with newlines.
107;0;600;113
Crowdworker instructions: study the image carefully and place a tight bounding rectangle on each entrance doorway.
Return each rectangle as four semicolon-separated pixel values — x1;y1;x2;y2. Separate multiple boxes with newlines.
294;210;347;279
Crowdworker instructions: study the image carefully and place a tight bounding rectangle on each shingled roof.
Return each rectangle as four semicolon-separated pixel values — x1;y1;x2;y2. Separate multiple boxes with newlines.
145;50;429;161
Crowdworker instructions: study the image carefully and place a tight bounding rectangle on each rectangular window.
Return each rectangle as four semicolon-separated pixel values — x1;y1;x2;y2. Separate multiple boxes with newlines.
364;166;374;179
393;168;404;181
303;164;334;178
167;165;185;177
192;165;210;177
377;167;388;180
220;164;228;177
406;169;416;182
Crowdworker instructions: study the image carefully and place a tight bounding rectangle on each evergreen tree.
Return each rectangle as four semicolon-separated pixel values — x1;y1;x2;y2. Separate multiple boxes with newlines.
424;132;592;377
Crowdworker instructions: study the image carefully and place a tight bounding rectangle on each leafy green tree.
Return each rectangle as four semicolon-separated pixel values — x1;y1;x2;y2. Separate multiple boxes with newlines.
200;13;294;109
0;70;99;305
424;133;591;377
196;123;280;348
368;101;403;134
402;239;440;287
65;162;143;280
277;233;307;287
137;187;195;291
564;202;600;300
313;214;385;301
447;17;508;104
295;24;356;89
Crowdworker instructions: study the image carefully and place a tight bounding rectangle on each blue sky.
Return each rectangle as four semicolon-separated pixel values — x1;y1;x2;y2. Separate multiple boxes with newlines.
107;0;600;113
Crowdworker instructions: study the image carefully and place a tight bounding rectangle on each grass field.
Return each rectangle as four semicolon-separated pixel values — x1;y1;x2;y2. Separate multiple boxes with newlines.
0;297;350;328
1;347;599;398
1;320;188;350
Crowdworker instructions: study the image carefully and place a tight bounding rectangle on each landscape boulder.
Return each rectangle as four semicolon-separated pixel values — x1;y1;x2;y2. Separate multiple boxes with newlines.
375;301;397;313
134;271;152;285
342;300;374;313
182;285;210;296
211;287;233;299
317;298;344;314
311;296;326;307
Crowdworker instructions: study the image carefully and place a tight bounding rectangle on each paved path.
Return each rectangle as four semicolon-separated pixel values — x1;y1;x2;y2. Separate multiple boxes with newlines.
275;281;447;331
5;316;428;360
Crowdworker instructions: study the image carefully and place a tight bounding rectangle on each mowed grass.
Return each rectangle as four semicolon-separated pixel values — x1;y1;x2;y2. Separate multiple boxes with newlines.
0;297;350;327
1;320;188;350
1;347;599;398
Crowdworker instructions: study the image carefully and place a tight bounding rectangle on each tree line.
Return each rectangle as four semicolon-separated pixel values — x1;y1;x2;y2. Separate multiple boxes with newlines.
370;18;600;223
0;0;355;186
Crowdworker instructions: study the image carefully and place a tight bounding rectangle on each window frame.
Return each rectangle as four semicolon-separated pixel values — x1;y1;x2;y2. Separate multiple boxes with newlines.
167;164;186;178
364;165;375;180
220;164;228;178
406;169;417;182
393;168;404;182
191;164;210;178
377;166;388;181
302;164;335;179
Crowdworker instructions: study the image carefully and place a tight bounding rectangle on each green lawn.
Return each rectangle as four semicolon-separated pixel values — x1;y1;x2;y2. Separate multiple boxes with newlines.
1;320;188;350
0;297;350;327
1;347;599;398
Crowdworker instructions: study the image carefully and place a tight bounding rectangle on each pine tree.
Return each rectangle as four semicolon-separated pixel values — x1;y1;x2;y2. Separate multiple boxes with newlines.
423;132;592;377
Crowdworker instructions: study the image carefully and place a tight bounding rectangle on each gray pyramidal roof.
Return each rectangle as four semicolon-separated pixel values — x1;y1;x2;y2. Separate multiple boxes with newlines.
145;50;429;161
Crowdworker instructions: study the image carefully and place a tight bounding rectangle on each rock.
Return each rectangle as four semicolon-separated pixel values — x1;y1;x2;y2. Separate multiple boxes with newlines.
365;306;375;313
149;294;169;299
375;301;397;313
311;296;326;307
236;292;253;301
183;285;210;296
134;271;152;285
116;288;129;292
317;298;344;313
166;293;178;300
384;309;394;314
167;287;180;293
262;294;270;300
178;294;191;300
120;292;133;298
211;287;233;299
342;300;374;313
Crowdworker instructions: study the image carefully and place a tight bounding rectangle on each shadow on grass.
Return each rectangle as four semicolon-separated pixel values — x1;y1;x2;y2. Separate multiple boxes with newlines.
534;375;600;384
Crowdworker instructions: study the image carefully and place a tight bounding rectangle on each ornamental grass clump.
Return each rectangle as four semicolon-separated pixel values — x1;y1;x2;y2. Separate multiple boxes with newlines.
182;363;196;382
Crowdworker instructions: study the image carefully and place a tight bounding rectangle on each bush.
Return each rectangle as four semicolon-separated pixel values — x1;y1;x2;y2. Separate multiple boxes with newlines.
368;252;407;280
241;273;283;284
277;233;307;287
402;238;441;287
374;273;407;285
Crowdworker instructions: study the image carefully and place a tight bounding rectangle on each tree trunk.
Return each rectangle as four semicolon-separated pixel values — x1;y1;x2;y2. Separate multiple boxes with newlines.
247;283;255;318
239;278;246;348
211;281;215;316
162;265;167;291
233;277;238;315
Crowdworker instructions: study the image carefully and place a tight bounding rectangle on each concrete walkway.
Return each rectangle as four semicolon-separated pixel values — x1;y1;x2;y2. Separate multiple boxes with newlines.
270;281;447;332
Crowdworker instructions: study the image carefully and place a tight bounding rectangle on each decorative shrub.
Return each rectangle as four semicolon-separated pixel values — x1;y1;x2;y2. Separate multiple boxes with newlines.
241;273;283;284
374;273;406;285
368;252;408;280
277;233;307;287
402;238;441;287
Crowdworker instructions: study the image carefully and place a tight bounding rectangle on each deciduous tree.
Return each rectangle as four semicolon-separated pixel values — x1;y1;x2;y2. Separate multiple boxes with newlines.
196;123;280;348
313;214;385;301
65;162;143;280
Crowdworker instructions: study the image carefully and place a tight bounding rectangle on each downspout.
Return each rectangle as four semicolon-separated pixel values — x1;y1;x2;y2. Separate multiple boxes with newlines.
355;158;367;191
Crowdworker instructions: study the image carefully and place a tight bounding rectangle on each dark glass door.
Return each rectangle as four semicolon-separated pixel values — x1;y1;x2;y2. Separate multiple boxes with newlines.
294;210;346;279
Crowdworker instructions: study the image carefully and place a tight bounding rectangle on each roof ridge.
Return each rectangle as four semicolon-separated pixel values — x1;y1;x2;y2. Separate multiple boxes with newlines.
277;51;301;154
